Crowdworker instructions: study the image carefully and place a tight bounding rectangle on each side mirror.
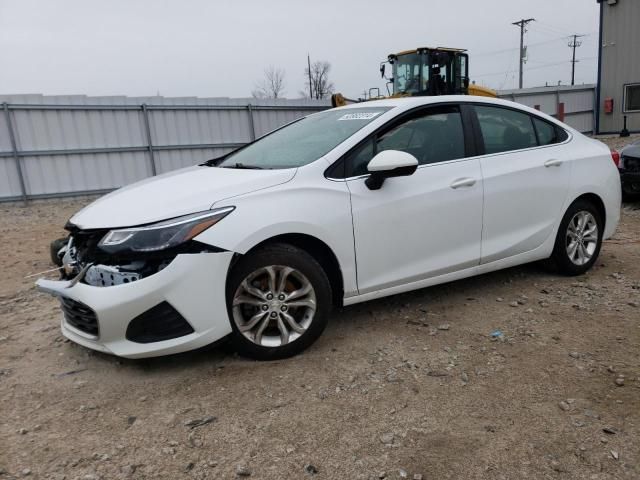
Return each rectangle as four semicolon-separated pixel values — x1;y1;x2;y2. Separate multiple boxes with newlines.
365;150;418;190
380;63;386;78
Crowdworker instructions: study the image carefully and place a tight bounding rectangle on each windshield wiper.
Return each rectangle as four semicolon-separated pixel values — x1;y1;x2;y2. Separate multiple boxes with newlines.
221;162;264;170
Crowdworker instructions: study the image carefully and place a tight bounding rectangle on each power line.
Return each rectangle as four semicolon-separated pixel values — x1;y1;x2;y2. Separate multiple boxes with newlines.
529;24;569;38
536;20;574;37
512;18;535;89
568;34;585;85
473;57;597;79
473;37;560;57
472;31;597;57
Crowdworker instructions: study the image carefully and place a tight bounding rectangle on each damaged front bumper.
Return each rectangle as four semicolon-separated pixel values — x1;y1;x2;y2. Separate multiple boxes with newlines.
36;252;235;358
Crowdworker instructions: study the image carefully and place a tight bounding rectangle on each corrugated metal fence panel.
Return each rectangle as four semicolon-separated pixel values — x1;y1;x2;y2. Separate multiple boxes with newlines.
21;152;151;196
0;95;330;201
564;113;594;134
505;93;558;116
0;109;23;197
150;106;250;146
498;85;596;133
0;159;22;197
559;90;594;114
155;147;235;174
253;109;305;138
11;107;146;151
0;107;11;151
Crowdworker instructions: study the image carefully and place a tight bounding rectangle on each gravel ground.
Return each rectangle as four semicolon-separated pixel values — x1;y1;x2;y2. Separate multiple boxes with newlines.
595;134;640;152
1;141;639;479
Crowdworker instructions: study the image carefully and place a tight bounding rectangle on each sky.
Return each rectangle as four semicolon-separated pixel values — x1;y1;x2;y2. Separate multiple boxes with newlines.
0;0;600;99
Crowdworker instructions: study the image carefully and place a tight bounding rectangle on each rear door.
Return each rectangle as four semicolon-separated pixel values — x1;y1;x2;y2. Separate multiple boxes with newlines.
472;105;572;264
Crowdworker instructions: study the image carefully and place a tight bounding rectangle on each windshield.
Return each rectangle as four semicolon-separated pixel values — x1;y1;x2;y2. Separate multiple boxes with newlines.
394;53;421;95
217;107;391;169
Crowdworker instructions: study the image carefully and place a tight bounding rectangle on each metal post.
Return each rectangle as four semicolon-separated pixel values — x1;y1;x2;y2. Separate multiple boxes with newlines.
568;34;584;86
247;104;256;142
2;102;28;203
592;87;598;134
557;102;566;123
512;18;535;89
620;115;630;138
141;104;157;176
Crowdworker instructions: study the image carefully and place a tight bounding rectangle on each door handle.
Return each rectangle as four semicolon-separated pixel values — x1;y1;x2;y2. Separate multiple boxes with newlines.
450;177;476;189
544;159;563;168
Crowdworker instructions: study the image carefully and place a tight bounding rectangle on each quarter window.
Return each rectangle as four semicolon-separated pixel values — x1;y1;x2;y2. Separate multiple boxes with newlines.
345;106;466;177
475;106;538;154
533;117;559;146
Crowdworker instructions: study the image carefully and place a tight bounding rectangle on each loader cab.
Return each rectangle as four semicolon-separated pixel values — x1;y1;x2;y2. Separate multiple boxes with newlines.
386;48;470;97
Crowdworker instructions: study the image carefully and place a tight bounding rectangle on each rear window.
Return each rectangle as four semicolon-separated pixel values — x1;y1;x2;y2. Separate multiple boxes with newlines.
475;106;538;154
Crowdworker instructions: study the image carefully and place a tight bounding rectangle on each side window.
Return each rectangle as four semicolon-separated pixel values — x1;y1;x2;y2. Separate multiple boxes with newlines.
475;106;538;154
344;106;466;177
376;106;465;166
347;139;375;177
533;117;559;146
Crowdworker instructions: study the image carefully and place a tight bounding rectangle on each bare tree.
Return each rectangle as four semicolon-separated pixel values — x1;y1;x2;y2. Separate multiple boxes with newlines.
302;60;335;100
252;66;286;99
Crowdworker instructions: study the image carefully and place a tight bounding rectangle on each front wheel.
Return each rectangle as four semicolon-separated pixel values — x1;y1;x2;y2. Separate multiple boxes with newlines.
226;243;332;360
550;199;603;276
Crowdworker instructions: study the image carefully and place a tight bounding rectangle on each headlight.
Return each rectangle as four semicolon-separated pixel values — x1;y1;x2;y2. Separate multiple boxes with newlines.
98;207;234;253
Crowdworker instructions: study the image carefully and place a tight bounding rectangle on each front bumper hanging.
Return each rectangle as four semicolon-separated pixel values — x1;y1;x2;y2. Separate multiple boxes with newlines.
36;252;235;358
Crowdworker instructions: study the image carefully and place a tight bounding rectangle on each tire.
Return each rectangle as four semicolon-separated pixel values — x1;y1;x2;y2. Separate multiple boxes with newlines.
225;243;332;360
550;199;603;276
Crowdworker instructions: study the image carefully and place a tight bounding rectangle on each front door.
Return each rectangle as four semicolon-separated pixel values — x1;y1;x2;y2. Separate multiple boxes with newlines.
345;105;484;294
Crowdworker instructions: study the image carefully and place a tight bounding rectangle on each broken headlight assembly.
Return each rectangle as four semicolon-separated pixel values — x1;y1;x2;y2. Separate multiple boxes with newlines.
97;207;235;254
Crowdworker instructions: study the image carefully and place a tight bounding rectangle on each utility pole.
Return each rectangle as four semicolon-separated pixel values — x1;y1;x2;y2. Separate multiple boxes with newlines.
307;54;313;99
568;34;584;86
512;18;535;89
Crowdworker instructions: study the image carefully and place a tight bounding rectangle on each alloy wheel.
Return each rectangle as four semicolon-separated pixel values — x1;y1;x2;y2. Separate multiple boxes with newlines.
231;265;317;347
565;210;598;266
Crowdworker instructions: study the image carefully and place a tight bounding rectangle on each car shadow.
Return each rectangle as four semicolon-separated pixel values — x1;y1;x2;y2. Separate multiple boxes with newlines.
84;260;562;372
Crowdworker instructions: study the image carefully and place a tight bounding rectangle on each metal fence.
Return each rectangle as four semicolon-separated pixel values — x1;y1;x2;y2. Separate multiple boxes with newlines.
0;95;329;202
497;84;596;134
1;87;596;202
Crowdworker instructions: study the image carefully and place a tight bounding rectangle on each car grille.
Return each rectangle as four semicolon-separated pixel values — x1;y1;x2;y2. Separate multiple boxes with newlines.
623;155;640;172
60;297;99;337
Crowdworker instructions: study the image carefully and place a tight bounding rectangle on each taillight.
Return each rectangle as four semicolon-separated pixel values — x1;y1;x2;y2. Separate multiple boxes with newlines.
611;150;620;168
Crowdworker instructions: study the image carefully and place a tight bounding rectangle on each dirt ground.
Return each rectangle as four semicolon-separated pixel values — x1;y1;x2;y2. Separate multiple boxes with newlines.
1;142;639;479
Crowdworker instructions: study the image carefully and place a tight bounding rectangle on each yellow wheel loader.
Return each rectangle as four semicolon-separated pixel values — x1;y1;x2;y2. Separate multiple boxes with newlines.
331;47;496;107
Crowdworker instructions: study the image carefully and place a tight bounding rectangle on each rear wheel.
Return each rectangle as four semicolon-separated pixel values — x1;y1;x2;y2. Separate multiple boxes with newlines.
550;199;603;276
226;243;332;360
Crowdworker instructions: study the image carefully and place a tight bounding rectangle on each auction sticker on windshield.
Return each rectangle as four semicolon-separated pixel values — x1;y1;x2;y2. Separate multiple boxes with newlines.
337;112;383;121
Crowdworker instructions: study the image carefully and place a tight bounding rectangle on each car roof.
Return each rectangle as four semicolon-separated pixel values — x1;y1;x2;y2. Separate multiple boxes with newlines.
334;95;570;130
336;95;520;110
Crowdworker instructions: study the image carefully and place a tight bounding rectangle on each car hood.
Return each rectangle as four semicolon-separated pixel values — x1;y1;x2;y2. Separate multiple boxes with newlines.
69;166;296;229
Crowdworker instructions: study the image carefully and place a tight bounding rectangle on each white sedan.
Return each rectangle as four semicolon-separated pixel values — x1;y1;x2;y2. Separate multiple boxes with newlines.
37;96;621;359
